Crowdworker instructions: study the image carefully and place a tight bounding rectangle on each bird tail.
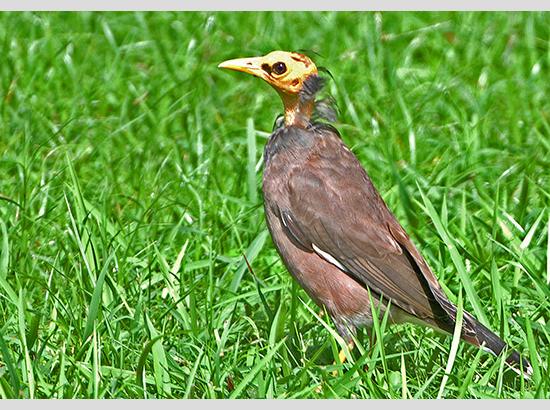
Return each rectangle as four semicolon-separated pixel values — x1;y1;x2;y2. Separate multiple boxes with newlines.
462;311;533;378
429;287;532;378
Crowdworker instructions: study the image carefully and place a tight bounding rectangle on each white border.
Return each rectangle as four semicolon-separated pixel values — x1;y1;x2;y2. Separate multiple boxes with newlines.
0;2;548;406
1;1;549;11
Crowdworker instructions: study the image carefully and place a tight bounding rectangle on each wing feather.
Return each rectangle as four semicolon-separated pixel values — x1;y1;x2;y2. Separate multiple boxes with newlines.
278;129;456;325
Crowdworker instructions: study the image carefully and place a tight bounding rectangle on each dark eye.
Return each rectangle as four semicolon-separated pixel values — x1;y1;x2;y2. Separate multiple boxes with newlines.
272;62;287;75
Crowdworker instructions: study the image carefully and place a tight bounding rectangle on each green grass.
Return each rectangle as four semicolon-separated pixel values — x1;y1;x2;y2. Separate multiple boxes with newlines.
0;11;549;398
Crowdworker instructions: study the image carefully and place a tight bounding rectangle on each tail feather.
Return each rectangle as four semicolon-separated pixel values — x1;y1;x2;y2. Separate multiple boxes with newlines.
463;312;532;378
429;287;532;378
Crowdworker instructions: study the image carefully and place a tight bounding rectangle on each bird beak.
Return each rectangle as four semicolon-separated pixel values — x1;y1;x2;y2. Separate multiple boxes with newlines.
218;56;264;78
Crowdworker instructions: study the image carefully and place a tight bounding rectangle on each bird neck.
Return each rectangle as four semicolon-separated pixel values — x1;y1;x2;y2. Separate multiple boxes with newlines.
280;93;314;128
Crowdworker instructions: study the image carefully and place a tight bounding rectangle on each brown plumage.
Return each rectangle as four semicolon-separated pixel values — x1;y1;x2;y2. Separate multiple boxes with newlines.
219;50;532;377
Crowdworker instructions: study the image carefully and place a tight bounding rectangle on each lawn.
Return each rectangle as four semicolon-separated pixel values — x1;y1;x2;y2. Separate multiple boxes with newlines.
0;11;548;398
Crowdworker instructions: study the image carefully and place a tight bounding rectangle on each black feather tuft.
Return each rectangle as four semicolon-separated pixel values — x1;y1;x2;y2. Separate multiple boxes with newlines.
313;97;338;123
298;74;339;125
299;75;326;103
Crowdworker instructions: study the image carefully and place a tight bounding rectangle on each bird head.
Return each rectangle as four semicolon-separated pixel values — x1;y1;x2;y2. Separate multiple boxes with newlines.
219;50;319;127
218;50;318;95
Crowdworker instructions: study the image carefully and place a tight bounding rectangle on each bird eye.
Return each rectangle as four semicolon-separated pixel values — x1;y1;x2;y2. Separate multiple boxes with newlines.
272;62;287;75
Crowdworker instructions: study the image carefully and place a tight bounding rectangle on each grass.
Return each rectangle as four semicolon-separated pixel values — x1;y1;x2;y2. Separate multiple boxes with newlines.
0;11;549;398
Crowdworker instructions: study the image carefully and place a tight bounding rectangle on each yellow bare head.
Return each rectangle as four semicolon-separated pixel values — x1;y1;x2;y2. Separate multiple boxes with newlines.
218;50;318;95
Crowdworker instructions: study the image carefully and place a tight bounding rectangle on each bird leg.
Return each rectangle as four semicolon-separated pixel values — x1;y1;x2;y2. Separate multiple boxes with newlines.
332;340;355;375
338;341;355;364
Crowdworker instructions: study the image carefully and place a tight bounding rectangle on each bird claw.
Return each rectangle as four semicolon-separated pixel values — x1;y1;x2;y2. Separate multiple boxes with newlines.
331;341;355;376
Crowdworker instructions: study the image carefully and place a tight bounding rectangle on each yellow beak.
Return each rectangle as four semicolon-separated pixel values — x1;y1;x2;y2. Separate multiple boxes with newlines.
218;56;265;77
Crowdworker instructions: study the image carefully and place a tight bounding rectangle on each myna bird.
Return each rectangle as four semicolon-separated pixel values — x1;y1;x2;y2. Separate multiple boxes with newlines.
218;50;532;377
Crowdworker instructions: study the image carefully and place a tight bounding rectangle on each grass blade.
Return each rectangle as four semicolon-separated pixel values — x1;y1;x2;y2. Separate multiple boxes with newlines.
0;218;17;306
230;229;269;292
18;289;35;398
184;349;204;398
145;314;171;397
401;351;409;399
437;288;464;399
229;338;286;398
525;318;541;391
0;328;20;397
83;250;117;341
247;117;258;204
418;185;489;326
136;334;164;389
547;217;550;285
457;338;485;398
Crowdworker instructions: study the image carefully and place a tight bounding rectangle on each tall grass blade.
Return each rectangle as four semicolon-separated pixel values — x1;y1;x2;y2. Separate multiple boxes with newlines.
0;218;17;306
229;338;286;398
247;117;258;204
83;250;117;341
437;288;464;399
0;328;20;397
418;185;488;326
230;229;268;292
145;314;171;397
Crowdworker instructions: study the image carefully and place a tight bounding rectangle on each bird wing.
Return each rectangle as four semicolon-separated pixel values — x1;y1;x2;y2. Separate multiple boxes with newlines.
280;131;455;324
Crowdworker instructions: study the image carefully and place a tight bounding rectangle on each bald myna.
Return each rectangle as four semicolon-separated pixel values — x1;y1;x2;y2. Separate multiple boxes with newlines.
219;51;532;377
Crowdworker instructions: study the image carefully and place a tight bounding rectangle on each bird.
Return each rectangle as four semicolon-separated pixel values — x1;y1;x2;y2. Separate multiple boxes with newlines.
218;50;532;377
